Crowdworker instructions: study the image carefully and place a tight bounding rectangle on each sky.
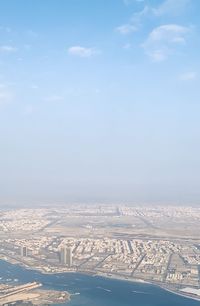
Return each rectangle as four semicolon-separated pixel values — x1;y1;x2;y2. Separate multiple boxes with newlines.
0;0;200;205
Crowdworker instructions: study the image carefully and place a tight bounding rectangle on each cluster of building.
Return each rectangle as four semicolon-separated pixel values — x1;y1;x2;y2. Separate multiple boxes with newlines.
0;205;200;289
1;236;199;288
0;209;49;232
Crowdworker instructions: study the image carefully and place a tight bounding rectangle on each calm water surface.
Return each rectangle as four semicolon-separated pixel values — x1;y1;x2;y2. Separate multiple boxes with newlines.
0;260;199;306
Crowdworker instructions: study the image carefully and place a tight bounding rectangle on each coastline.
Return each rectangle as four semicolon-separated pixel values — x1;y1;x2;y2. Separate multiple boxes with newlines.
157;285;200;303
1;255;200;303
94;272;200;302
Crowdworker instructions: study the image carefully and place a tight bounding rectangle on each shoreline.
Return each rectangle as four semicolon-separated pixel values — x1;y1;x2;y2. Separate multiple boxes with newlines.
1;256;200;303
94;272;200;302
158;285;200;303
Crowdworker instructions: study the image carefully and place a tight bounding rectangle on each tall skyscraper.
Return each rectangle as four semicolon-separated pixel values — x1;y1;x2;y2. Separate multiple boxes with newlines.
60;246;72;267
21;246;28;257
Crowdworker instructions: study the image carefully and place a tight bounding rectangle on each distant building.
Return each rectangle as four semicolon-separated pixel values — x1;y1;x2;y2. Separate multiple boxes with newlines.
60;247;72;267
21;246;28;257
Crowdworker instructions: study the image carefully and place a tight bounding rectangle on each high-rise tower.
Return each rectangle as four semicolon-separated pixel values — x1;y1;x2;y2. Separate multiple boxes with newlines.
60;246;72;267
21;246;28;257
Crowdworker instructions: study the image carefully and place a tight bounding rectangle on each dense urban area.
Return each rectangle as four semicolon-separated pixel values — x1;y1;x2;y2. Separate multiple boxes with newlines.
0;205;200;304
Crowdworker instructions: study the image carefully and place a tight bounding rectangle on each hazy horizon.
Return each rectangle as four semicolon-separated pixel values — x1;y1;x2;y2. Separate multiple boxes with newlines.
0;0;200;205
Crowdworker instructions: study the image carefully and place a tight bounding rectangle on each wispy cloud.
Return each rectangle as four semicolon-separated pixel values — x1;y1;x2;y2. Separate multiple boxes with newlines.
31;84;39;90
143;24;190;61
123;43;131;49
179;71;197;81
44;95;64;102
119;0;191;37
131;5;150;25
116;24;137;35
136;0;190;20
153;0;190;17
0;45;17;52
117;6;149;35
68;46;100;58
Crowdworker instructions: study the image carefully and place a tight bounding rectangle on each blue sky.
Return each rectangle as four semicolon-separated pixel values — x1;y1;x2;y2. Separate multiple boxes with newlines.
0;0;200;205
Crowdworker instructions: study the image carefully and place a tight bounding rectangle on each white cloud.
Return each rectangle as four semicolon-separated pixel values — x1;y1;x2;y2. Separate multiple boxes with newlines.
31;84;39;90
150;49;168;62
179;72;197;81
131;5;150;25
119;0;191;37
0;45;17;52
137;0;190;19
147;25;189;43
116;6;149;35
143;24;190;61
131;0;190;25
123;43;131;49
44;95;64;102
116;24;137;35
153;0;190;17
68;46;99;58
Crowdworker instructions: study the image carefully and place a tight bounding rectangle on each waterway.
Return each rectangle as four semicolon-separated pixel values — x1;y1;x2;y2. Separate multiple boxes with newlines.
0;260;199;306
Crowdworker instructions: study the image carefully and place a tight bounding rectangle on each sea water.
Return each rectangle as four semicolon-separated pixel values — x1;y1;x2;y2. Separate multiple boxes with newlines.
0;260;199;306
